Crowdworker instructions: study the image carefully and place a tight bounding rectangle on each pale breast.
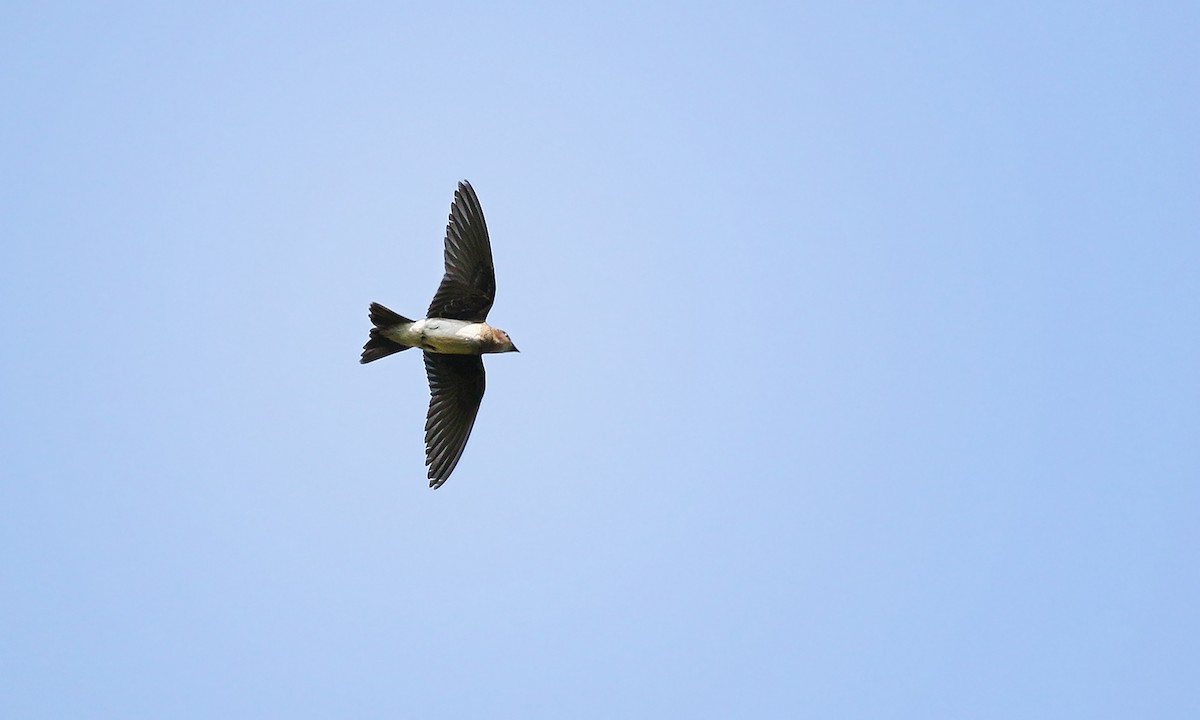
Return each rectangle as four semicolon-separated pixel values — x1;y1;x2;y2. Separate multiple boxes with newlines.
406;318;486;354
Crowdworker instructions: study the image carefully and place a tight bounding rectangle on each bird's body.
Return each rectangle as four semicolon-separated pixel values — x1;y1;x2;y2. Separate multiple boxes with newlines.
360;181;518;488
381;318;512;355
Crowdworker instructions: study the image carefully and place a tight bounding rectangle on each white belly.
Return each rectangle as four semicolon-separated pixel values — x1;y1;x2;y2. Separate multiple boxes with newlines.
386;318;485;354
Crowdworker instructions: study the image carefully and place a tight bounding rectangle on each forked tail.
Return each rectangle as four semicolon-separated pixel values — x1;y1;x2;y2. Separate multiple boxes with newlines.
361;302;414;363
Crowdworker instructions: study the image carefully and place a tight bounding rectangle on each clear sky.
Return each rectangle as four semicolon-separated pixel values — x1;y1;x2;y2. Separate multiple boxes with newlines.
2;1;1197;717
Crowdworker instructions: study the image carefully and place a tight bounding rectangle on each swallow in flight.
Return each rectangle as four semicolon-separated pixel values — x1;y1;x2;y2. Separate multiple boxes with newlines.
361;180;518;488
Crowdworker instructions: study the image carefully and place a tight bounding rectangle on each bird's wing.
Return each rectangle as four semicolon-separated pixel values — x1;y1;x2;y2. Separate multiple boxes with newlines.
423;352;486;488
427;181;496;322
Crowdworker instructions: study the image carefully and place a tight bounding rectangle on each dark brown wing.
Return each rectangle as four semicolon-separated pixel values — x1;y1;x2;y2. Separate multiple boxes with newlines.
423;352;486;488
426;181;496;322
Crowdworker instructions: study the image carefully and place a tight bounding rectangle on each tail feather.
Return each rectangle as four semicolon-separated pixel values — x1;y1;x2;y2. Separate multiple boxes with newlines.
369;302;412;328
361;302;414;364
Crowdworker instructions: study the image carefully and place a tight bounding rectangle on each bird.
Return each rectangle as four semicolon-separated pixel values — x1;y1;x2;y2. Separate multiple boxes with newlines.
360;180;519;488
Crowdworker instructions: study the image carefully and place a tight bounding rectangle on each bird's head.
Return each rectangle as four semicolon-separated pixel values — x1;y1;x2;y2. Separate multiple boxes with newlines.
485;326;519;353
498;330;519;353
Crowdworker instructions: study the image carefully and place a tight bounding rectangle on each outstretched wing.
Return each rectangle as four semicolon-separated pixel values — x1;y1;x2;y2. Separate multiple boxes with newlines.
427;181;496;322
423;352;486;488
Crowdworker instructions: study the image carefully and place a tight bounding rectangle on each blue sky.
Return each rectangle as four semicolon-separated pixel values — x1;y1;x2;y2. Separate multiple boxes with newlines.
2;1;1197;717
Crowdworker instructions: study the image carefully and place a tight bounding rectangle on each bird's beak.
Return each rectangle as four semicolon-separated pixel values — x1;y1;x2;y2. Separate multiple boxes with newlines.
511;345;520;353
